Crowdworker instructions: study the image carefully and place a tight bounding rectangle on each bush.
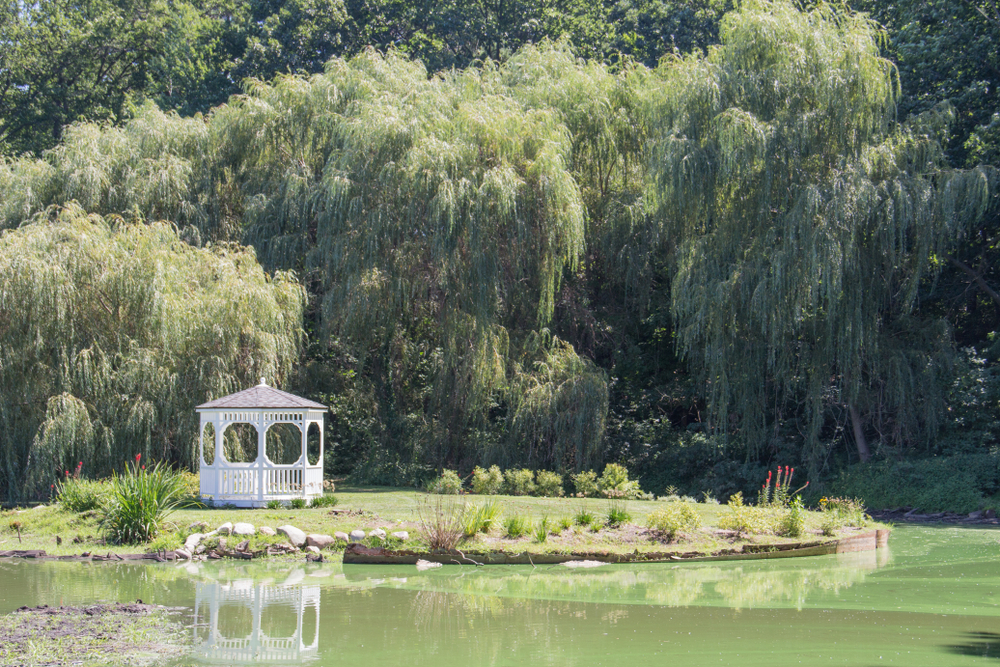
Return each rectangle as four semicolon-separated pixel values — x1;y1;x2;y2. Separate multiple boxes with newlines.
572;470;599;497
56;477;110;513
289;498;307;509
598;463;644;499
534;470;564;497
504;515;530;539
265;499;284;510
647;502;702;540
820;497;868;535
102;455;188;544
427;469;463;494
419;498;463;550
606;498;631;527
471;465;503;495
779;496;805;538
504;469;535;496
311;494;339;508
717;492;776;537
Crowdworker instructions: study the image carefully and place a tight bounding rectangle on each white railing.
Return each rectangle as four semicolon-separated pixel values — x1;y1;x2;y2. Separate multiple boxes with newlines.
201;464;323;507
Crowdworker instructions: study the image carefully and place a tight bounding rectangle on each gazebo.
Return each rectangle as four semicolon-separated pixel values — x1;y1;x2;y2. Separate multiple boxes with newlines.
196;379;326;507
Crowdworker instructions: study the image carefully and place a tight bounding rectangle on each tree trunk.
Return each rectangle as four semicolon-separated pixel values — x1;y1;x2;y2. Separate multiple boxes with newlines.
848;403;870;462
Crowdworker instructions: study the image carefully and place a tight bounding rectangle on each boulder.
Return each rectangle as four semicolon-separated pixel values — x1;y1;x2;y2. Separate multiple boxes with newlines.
216;522;234;535
175;549;191;560
391;531;409;541
969;510;984;519
278;525;307;548
184;533;204;552
258;526;276;536
369;528;387;540
349;529;366;542
304;545;321;554
187;522;209;532
233;523;255;536
334;532;350;542
306;534;336;549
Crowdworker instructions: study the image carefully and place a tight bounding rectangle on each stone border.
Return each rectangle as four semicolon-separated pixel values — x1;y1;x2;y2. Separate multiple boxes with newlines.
342;529;891;565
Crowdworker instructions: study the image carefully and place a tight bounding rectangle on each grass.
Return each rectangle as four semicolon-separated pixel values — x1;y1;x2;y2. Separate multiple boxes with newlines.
0;486;887;558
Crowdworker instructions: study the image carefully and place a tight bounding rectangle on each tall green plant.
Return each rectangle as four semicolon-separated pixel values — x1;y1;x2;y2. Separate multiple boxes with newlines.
102;454;187;544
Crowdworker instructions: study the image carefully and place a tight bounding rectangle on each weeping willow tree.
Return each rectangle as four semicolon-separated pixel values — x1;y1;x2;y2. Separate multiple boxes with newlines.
0;204;305;501
648;0;995;466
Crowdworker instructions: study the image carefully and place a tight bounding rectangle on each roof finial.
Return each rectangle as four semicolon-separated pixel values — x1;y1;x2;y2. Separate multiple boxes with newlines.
259;377;267;387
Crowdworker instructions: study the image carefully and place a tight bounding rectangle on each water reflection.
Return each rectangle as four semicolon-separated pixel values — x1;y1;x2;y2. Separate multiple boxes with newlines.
192;569;320;665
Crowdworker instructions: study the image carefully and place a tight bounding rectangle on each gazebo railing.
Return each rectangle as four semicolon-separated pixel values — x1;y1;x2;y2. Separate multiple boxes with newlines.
204;462;323;506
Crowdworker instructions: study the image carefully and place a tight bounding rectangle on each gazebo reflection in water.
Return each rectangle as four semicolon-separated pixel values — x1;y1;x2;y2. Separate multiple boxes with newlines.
192;571;320;665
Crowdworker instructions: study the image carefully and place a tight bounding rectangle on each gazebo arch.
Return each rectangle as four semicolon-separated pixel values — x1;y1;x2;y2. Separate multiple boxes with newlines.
197;379;326;507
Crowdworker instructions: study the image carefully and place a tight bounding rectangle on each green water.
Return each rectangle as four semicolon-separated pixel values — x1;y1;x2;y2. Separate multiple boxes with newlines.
2;525;999;665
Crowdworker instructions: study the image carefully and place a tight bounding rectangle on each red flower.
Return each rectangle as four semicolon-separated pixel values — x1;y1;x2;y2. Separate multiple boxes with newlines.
64;470;69;476
135;453;141;462
141;465;145;470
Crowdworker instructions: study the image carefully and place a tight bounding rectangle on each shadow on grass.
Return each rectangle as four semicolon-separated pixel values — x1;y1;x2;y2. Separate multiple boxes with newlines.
947;631;1000;660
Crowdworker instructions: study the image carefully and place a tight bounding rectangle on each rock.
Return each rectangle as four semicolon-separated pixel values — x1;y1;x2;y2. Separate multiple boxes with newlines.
32;505;46;510
561;560;603;569
987;509;997;519
236;540;250;552
349;530;366;542
391;531;409;540
369;528;387;540
258;526;276;536
233;523;255;536
969;510;984;519
175;549;191;560
304;545;321;554
334;532;349;542
416;559;442;571
277;525;307;548
217;522;234;535
204;530;218;538
306;534;336;549
217;537;227;551
184;533;204;552
187;522;209;532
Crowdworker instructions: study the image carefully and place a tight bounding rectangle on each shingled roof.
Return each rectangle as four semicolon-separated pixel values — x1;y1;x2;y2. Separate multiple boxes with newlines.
196;379;327;410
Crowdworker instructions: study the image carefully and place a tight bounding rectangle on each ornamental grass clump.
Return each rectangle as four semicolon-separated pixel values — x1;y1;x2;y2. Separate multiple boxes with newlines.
418;498;463;550
820;497;869;535
647;502;702;541
311;494;339;508
533;517;550;543
504;515;530;539
54;462;110;512
605;498;631;527
461;499;502;537
574;507;595;526
102;454;188;545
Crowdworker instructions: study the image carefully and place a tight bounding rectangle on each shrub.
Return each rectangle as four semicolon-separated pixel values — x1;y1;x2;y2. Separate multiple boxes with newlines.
471;465;504;495
289;498;307;509
56;477;110;513
504;515;530;539
427;469;463;494
599;463;644;499
647;502;702;540
717;492;775;537
779;496;805;537
461;500;502;537
311;494;339;508
571;470;599;497
102;455;188;544
574;507;594;526
265;499;284;510
534;470;564;497
533;517;550;543
606;498;631;527
820;497;868;535
504;469;535;496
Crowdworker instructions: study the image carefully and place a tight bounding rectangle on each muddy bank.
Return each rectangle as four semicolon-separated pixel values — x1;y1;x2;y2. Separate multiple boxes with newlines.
0;602;188;667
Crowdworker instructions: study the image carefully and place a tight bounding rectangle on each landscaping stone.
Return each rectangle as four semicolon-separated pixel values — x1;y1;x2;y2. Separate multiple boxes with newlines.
416;559;442;570
277;525;307;548
187;522;209;532
392;531;409;540
349;530;366;542
306;534;335;549
369;528;387;540
184;533;204;552
232;523;255;536
175;549;191;560
305;545;321;554
987;509;997;519
969;510;984;519
216;522;233;535
334;532;349;542
258;526;276;536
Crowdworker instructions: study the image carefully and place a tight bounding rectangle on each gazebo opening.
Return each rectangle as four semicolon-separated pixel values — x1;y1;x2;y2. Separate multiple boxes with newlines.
197;378;327;507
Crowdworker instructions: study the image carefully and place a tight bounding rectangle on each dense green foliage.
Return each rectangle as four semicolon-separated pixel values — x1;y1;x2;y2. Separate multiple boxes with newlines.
0;206;304;500
2;0;1000;511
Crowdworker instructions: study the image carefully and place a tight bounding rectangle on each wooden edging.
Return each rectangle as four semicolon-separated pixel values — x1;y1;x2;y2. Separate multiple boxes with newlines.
342;529;891;566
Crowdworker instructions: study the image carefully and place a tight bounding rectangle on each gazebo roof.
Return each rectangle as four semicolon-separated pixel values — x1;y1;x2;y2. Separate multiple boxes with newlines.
196;379;326;410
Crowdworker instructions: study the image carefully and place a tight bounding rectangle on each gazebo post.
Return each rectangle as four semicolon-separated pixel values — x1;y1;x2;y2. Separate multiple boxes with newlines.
257;412;265;505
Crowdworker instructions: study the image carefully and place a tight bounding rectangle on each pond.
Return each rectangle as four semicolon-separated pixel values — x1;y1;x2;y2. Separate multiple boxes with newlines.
1;524;999;666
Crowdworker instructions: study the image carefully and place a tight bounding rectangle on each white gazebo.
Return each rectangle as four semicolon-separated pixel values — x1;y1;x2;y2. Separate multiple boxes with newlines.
197;379;326;507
